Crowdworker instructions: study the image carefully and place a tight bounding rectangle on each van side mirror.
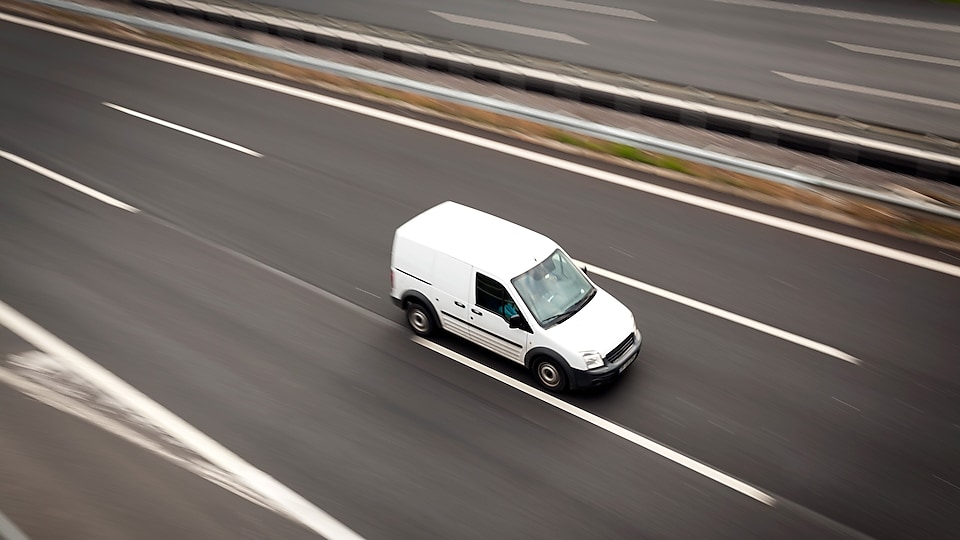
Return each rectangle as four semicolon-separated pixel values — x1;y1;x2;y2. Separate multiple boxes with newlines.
581;266;588;276
508;314;524;329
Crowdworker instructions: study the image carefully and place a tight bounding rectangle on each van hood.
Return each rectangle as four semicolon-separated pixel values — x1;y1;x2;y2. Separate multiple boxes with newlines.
543;287;635;357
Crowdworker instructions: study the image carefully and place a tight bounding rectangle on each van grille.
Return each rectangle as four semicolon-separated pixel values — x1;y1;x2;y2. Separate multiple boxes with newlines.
605;333;635;363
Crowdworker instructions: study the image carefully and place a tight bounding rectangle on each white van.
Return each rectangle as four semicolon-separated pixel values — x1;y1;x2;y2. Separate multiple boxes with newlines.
390;201;641;392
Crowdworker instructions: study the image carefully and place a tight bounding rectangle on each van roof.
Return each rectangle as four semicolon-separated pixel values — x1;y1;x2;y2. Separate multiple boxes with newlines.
396;201;559;279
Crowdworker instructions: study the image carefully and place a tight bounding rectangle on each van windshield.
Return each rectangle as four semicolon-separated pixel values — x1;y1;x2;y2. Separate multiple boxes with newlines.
511;249;596;328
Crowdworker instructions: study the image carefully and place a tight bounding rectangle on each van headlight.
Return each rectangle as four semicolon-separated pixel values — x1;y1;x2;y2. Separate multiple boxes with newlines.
581;351;604;370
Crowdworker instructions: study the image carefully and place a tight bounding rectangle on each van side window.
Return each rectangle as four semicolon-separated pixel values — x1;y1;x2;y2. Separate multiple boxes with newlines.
476;273;519;320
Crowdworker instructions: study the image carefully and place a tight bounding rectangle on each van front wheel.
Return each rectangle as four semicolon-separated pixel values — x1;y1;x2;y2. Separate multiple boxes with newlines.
533;357;567;392
406;302;436;337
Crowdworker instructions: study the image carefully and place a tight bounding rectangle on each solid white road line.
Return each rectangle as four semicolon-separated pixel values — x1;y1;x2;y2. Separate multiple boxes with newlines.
0;150;139;212
709;0;960;33
430;11;587;44
3;14;959;279
517;0;655;21
412;336;777;506
0;510;30;540
774;72;960;112
829;42;960;69
0;362;273;512
103;102;263;157
577;261;860;364
0;300;366;540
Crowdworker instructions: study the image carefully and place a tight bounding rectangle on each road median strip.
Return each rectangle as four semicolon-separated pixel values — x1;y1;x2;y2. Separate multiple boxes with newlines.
131;0;960;183
3;0;960;251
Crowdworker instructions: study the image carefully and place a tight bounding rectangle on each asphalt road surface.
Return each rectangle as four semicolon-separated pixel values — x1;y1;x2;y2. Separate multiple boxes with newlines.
0;330;318;540
1;15;960;540
261;0;960;138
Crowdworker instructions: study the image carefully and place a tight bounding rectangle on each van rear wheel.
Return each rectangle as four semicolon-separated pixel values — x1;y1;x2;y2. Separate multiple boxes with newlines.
406;302;436;337
533;357;567;392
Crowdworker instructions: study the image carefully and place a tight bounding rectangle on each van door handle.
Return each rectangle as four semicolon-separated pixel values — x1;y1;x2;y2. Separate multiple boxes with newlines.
455;301;465;308
471;308;483;316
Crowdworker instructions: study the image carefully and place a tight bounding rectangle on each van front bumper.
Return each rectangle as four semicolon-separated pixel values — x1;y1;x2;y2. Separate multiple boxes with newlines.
570;336;642;389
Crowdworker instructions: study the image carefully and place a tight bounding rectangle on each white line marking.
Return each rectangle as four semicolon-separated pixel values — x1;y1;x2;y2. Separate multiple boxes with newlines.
579;261;861;364
517;0;654;21
709;0;960;33
103;103;263;157
771;277;797;290
355;287;381;299
676;396;704;411
860;268;889;282
0;299;365;540
934;475;960;492
0;150;139;212
831;396;861;412
0;364;272;513
412;336;776;506
430;11;587;44
895;398;923;413
609;246;634;258
3;13;959;279
659;413;687;427
708;420;735;435
0;509;30;540
774;72;960;112
830;41;960;69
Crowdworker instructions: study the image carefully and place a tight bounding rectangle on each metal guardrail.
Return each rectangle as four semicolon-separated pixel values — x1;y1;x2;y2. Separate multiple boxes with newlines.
14;0;960;220
126;0;960;185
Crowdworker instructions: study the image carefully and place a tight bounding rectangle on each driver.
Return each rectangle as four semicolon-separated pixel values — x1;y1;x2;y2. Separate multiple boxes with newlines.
499;300;518;319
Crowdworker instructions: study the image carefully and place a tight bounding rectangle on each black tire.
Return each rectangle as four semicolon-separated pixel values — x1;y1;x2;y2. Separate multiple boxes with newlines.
405;301;436;337
533;357;568;392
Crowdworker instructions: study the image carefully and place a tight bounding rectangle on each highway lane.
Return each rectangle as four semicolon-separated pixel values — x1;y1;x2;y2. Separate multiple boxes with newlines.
0;331;318;540
0;161;861;539
256;0;960;138
2;18;960;539
3;21;957;377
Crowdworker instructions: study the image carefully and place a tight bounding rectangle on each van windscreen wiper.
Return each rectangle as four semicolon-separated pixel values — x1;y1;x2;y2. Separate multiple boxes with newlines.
566;288;596;316
544;288;596;326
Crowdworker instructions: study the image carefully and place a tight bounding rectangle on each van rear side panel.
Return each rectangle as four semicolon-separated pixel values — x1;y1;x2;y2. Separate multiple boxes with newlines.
431;253;472;338
391;236;435;296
